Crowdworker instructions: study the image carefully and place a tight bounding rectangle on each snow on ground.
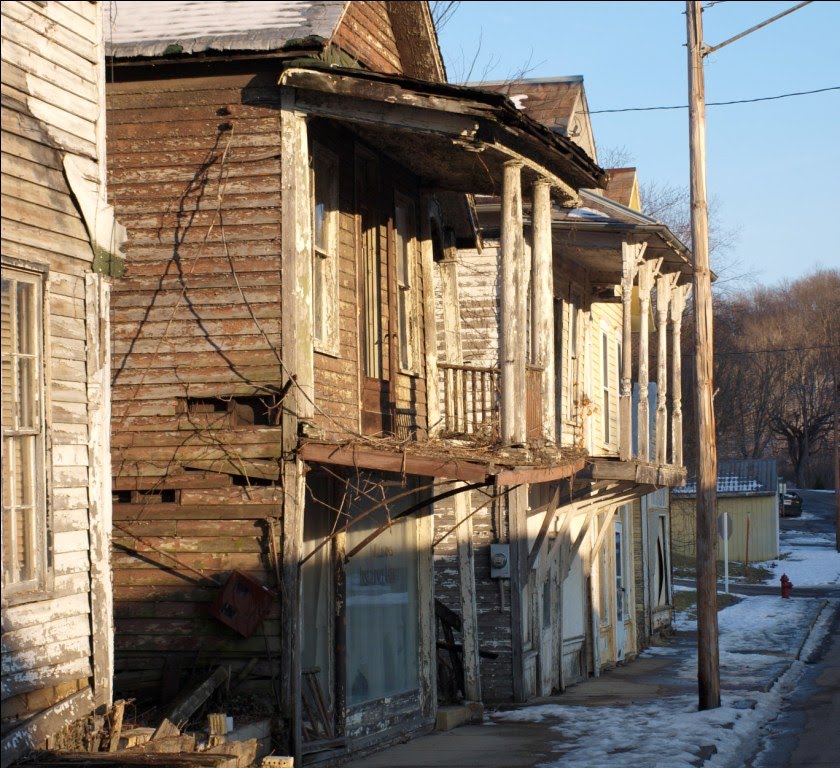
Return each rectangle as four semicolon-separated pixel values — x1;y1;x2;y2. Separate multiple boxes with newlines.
761;522;840;587
492;508;840;768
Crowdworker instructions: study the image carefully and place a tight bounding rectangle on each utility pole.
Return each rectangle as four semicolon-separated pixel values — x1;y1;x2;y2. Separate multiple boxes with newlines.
686;0;719;711
685;0;814;709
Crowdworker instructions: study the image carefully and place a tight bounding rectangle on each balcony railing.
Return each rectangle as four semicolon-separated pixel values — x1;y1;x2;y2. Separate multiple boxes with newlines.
439;363;543;442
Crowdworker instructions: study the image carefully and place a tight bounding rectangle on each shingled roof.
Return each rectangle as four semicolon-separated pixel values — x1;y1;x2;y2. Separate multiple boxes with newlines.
104;0;347;58
472;76;597;160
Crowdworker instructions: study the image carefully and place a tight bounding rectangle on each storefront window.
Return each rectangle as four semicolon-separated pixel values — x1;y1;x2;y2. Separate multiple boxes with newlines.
345;482;420;705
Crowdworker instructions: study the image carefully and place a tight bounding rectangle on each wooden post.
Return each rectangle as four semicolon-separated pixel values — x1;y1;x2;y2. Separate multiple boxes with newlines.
507;484;530;702
636;261;654;462
670;285;688;466
501;161;526;446
420;195;441;438
532;179;555;443
86;273;113;710
279;85;314;759
280;459;306;763
280;86;314;452
654;275;673;466
620;242;644;460
687;0;720;711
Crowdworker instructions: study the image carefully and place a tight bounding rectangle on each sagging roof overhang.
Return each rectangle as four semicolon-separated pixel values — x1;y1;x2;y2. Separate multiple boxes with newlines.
298;441;588;486
550;189;695;287
278;64;607;204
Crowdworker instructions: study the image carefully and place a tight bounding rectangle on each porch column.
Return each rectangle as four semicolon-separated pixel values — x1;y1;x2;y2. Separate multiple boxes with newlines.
501;160;526;446
419;194;441;438
280;86;314;450
654;274;675;465
636;261;655;462
620;242;644;460
279;86;313;763
532;179;555;443
670;285;688;466
507;483;530;702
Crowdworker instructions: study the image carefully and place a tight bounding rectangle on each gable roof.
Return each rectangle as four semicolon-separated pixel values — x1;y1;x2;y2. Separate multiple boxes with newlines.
472;77;597;161
604;167;640;211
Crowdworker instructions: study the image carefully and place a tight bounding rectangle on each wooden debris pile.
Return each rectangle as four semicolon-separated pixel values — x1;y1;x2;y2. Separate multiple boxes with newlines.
25;667;288;767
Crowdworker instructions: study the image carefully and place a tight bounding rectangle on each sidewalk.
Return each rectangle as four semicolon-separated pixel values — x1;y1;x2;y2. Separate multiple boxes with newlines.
343;596;839;768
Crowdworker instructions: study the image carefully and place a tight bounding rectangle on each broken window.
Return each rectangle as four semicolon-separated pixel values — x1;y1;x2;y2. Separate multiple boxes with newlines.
394;194;418;373
312;145;339;355
2;265;48;594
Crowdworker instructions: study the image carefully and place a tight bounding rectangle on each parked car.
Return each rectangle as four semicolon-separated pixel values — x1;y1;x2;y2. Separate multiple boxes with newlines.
780;491;803;517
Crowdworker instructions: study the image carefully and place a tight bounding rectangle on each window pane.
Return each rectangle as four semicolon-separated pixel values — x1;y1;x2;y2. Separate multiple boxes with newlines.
345;488;419;705
398;290;409;370
313;197;327;252
16;281;35;355
17;357;36;429
1;279;12;429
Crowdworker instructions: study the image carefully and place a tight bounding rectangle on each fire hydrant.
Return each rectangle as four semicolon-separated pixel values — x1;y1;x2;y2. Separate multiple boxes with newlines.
780;574;793;598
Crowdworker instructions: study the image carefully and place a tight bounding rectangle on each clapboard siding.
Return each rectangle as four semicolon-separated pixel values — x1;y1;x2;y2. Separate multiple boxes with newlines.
1;2;110;751
332;1;402;75
107;71;284;484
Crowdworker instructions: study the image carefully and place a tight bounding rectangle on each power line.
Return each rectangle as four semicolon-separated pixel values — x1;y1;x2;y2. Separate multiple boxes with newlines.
588;85;838;114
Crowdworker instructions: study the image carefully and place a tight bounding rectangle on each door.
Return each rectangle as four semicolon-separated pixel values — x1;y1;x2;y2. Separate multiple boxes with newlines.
355;151;391;436
614;521;626;661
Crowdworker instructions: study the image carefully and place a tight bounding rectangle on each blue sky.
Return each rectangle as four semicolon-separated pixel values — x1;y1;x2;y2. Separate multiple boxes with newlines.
437;1;840;288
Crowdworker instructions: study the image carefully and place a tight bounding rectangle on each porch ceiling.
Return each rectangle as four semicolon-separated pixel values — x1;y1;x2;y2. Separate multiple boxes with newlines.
278;65;606;201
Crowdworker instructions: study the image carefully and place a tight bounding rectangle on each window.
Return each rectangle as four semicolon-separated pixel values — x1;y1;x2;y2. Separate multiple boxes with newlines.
394;194;418;372
566;295;580;421
312;146;339;354
601;329;611;445
2;265;48;594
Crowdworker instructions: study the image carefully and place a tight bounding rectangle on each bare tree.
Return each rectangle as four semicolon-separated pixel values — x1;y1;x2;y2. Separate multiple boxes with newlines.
712;269;840;487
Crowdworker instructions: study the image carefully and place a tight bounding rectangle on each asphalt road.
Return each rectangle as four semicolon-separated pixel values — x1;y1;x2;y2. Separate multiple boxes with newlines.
748;489;839;768
783;489;838;542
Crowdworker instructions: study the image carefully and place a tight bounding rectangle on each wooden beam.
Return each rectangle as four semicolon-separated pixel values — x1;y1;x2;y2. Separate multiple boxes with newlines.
532;179;555;443
501;161;526;446
494;456;586;485
298;441;490;483
526;485;560;571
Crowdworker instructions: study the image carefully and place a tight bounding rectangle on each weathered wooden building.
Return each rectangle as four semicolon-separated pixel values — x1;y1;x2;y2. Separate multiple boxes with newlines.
431;78;691;704
103;2;604;763
2;2;122;764
672;459;779;563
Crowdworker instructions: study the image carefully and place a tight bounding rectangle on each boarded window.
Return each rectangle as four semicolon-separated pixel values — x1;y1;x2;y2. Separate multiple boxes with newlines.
312;146;339;354
2;266;48;594
394;194;418;372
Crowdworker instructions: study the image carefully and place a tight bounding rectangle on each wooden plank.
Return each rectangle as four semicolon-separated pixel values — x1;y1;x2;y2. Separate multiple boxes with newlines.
298;441;490;483
494;457;586;485
0;687;94;766
159;667;229;729
1;656;92;699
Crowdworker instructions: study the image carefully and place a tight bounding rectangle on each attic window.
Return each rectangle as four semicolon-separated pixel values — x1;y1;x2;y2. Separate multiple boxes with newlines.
184;396;280;426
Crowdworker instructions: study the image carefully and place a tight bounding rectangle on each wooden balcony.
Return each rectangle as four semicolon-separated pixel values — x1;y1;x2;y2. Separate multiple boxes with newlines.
439;363;543;442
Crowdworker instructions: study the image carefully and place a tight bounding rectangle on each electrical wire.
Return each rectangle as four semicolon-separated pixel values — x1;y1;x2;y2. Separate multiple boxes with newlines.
588;85;838;114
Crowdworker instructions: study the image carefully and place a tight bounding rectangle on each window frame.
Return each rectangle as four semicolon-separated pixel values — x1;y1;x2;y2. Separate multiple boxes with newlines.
311;144;340;356
2;259;51;599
